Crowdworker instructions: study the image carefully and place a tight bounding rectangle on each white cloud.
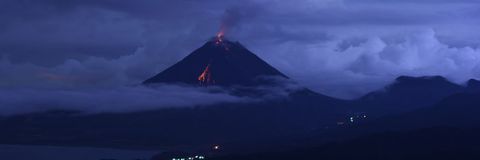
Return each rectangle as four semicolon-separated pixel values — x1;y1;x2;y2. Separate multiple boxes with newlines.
264;29;480;99
0;85;253;116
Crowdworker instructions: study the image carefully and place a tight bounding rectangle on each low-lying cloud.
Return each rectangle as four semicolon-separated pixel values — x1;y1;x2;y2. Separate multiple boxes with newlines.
0;85;250;116
0;75;302;115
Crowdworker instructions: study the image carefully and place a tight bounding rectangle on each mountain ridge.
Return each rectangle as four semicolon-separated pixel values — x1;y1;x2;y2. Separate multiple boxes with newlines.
357;75;480;116
143;37;288;87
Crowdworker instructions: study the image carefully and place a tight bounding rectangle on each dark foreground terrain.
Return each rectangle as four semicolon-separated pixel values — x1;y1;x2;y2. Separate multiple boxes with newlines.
206;91;480;160
211;127;480;160
1;75;480;160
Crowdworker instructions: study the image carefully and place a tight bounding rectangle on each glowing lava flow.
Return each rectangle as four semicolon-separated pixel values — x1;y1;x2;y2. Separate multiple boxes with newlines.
198;64;214;85
214;30;230;51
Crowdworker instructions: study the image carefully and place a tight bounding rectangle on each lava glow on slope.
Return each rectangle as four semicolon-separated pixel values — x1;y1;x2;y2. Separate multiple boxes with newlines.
215;31;224;45
214;30;230;51
198;64;214;85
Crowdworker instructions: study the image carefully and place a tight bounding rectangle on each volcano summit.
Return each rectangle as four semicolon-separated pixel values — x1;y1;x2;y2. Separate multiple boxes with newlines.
143;35;288;87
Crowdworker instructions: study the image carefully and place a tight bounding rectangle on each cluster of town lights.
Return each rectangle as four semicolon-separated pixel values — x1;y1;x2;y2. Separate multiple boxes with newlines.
171;155;205;160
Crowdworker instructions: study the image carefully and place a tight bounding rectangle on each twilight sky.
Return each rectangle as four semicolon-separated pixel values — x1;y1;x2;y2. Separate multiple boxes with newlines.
1;0;480;100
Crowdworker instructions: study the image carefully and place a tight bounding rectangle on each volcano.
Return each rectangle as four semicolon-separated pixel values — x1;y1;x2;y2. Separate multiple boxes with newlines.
143;35;288;86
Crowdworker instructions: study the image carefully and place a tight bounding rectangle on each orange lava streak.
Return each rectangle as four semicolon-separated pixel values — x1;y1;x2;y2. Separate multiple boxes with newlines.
198;64;213;85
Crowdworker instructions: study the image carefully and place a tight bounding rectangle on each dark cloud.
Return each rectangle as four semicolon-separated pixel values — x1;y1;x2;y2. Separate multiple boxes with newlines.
1;0;480;101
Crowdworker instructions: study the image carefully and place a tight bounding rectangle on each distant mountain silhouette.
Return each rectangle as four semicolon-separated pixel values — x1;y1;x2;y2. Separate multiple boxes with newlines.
466;79;480;92
143;36;287;86
357;76;480;115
